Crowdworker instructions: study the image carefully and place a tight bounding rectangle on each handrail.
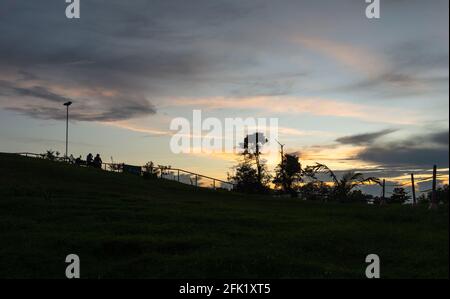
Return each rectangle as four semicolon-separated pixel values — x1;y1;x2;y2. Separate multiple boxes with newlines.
100;162;232;185
152;167;231;186
15;152;44;158
14;152;235;190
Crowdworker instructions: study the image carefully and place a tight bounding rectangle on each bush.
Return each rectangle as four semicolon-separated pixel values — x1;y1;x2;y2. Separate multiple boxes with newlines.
42;150;60;161
142;162;159;179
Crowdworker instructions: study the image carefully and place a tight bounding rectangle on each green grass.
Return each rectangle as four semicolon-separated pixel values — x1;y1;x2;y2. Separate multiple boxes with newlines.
0;153;448;279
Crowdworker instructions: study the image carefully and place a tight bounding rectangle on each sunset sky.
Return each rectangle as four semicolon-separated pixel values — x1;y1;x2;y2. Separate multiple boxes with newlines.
0;0;448;193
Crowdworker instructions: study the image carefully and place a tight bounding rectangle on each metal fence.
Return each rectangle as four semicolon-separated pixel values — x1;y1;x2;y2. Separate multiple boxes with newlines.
16;152;234;191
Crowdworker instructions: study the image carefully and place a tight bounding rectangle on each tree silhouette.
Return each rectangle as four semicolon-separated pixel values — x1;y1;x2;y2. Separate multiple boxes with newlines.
390;187;410;204
424;184;449;204
273;154;302;197
229;133;271;194
298;181;332;201
304;163;380;202
228;155;270;194
436;185;449;204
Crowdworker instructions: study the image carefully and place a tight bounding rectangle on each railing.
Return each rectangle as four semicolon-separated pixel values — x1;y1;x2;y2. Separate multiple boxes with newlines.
16;152;45;159
100;162;234;191
15;152;235;191
157;167;234;191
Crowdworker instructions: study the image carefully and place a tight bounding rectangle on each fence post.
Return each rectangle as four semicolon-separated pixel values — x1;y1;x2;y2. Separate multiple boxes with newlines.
381;179;386;205
213;179;216;190
411;173;416;205
195;175;198;187
429;165;438;210
178;170;180;182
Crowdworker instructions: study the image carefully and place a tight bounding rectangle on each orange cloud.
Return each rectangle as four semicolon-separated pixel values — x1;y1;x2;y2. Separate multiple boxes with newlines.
292;36;385;76
102;121;170;136
168;96;419;125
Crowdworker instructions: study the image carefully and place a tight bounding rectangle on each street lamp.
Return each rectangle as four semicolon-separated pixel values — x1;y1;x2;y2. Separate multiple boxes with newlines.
63;101;72;160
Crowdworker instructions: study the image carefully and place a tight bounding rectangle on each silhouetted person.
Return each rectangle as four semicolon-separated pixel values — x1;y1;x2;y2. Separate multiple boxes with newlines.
93;154;102;169
86;153;93;166
75;155;83;166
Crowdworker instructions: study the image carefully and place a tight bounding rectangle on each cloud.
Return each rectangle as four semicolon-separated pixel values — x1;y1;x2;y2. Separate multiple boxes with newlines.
333;39;449;98
288;129;449;182
292;36;385;75
0;80;156;121
337;72;449;98
0;0;260;121
0;0;448;132
336;129;397;145
0;80;156;122
103;121;170;137
430;131;450;146
168;96;421;125
6;102;156;122
356;131;450;168
1;1;448;114
388;39;449;73
9;85;72;104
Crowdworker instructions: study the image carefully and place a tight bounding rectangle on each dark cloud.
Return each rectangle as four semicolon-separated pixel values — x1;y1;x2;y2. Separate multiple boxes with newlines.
432;131;450;146
359;147;449;168
0;0;262;120
357;131;450;168
298;130;449;179
0;0;448;121
6;100;156;122
336;129;397;145
11;86;72;104
337;72;449;98
0;80;155;121
388;40;449;72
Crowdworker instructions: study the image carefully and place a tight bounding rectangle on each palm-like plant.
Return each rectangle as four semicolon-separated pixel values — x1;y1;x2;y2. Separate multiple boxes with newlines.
304;163;381;202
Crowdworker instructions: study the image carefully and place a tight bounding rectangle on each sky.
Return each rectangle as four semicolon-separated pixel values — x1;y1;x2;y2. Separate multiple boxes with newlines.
0;0;449;195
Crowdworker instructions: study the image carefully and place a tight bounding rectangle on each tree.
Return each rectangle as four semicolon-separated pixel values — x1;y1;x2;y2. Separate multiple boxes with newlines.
417;193;429;205
436;185;449;204
390;187;410;204
298;181;332;202
304;163;380;202
143;161;159;179
228;155;270;194
348;189;373;203
273;154;302;197
243;132;268;184
229;133;271;194
43;149;60;161
424;184;449;204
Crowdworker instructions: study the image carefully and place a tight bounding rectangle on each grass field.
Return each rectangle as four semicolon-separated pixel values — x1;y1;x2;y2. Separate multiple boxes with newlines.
0;153;448;279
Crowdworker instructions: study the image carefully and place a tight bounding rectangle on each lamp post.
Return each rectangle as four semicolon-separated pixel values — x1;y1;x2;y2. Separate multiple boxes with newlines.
63;101;72;160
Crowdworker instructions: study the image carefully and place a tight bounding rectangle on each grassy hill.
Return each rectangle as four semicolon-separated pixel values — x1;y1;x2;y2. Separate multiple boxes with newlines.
0;153;448;279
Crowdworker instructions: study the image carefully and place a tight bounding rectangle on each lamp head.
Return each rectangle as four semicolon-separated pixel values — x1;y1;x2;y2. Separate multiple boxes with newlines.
63;101;72;107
